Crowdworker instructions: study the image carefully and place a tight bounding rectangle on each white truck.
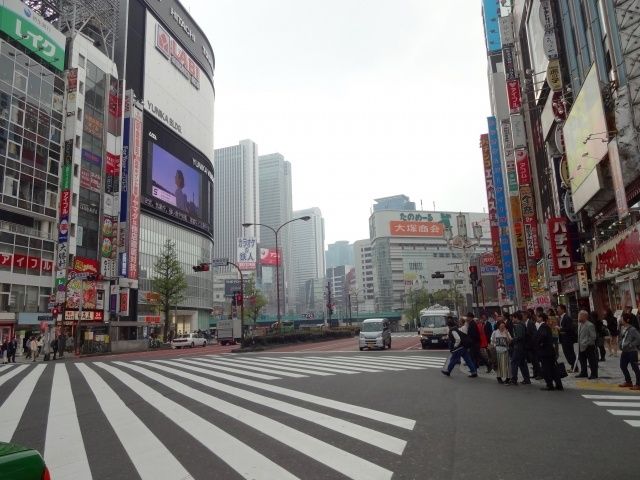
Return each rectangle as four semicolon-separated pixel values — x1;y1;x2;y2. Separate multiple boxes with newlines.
418;304;456;349
217;318;242;345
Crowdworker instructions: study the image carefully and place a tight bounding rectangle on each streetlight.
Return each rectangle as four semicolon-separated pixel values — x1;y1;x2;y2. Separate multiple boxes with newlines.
444;213;483;316
242;215;311;333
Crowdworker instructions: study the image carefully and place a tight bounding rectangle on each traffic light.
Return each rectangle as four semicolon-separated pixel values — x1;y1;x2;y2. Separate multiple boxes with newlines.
431;271;445;279
192;263;210;272
234;291;243;306
52;307;59;317
469;265;478;283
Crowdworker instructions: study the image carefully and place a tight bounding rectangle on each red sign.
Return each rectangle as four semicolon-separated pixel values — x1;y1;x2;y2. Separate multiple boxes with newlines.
106;153;120;175
260;248;280;266
547;217;574;275
0;254;53;272
480;252;496;267
80;169;101;192
60;190;71;217
515;149;531;186
519;272;532;298
507;79;522;113
128;105;143;280
72;256;99;275
593;224;640;281
155;23;201;89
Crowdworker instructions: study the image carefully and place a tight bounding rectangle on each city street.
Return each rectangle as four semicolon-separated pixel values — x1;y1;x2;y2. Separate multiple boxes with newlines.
0;333;637;480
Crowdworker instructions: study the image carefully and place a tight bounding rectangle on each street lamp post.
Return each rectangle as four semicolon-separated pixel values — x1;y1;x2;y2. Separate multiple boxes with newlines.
226;260;245;343
242;216;311;333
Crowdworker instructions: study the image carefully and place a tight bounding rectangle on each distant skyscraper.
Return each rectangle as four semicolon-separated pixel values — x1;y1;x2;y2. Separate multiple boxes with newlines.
214;140;260;268
326;241;354;268
258;153;293;313
353;239;375;313
373;195;416;212
290;207;325;313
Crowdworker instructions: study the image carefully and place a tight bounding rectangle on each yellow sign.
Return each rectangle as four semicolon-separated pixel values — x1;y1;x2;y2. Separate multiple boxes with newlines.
546;59;563;92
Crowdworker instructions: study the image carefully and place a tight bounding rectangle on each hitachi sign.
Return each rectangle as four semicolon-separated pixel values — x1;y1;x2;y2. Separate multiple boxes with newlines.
170;7;196;42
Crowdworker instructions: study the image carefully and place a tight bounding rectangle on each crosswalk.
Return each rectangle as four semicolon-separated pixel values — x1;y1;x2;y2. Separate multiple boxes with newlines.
583;394;640;428
0;355;435;479
391;333;419;338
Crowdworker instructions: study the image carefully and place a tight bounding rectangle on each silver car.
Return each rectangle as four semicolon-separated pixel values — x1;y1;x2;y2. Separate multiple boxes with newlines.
359;318;391;350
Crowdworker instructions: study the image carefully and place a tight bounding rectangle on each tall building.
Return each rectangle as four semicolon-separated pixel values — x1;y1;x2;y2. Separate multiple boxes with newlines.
353;239;375;313
258;153;292;314
214;140;260;265
326;241;353;269
290;207;325;313
373;195;416;212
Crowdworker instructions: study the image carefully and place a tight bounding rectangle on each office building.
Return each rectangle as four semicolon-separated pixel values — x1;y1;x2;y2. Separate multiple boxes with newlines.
290;207;325;313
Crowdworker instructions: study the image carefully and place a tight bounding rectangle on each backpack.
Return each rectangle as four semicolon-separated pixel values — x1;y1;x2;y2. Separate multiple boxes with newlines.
456;329;473;349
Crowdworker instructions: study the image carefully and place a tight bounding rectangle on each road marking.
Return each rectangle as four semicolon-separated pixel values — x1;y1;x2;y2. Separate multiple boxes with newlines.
0;364;46;442
575;381;640;392
130;361;407;455
112;362;393;480
583;394;640;399
45;365;92;480
606;410;640;416
176;357;281;380
278;356;384;372
150;360;416;430
304;356;402;371
0;364;29;387
255;356;361;374
594;402;640;407
583;393;640;428
624;420;640;427
75;364;192;480
335;356;444;369
227;356;335;376
203;356;308;378
93;362;298;480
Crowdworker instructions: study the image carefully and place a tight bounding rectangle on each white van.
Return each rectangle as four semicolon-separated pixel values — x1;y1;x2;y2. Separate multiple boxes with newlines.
359;318;391;350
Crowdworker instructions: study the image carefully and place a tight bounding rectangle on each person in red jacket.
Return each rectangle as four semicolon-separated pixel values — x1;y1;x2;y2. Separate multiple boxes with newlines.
477;315;492;373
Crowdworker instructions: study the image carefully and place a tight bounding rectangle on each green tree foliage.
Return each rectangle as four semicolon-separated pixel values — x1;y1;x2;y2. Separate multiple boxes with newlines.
404;288;465;327
243;275;267;324
152;240;188;340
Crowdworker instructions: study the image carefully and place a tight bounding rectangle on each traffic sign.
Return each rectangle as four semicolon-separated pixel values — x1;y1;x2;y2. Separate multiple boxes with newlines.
212;258;228;267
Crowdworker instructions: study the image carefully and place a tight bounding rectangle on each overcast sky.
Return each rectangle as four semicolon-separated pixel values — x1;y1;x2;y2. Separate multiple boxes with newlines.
181;0;491;246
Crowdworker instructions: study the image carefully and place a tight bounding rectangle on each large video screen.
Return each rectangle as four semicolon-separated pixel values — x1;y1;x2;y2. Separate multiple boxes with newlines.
151;143;201;218
142;114;214;235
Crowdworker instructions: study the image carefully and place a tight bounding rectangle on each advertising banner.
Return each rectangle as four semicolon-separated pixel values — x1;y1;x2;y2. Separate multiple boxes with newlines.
80;169;101;192
488;117;515;298
502;45;516;79
389;221;444;237
547;217;575;275
237;237;257;270
260;248;280;266
510;114;527;149
515;149;531;186
608;139;629;220
0;0;66;70
83;112;104;137
482;0;502;53
481;135;498;227
519;272;532;298
128;100;143;280
576;263;589;298
592;223;640;281
507;79;522;113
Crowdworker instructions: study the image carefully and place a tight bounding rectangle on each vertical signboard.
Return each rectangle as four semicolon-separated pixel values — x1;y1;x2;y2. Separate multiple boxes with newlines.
488;117;516;298
501;119;518;195
237;237;257;270
128;100;143;280
608;139;629;219
481;134;504;293
547;217;575;275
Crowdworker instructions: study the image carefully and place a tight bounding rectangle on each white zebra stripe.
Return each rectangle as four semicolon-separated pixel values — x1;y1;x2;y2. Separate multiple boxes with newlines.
253;356;361;374
303;356;403;371
224;356;335;376
0;364;46;442
202;356;308;378
0;364;29;387
45;364;92;480
175;357;281;380
111;361;393;480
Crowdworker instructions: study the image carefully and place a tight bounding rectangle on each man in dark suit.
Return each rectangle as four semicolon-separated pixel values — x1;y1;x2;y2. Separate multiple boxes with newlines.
525;309;542;379
535;312;563;391
558;304;577;371
465;313;481;369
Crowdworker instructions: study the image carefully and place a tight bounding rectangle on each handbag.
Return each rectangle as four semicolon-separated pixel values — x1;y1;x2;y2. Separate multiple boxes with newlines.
556;361;568;378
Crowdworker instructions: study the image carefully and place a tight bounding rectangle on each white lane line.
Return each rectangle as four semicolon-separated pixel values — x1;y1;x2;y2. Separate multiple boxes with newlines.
45;365;92;480
384;356;447;363
280;357;382;373
594;402;640;407
329;357;431;370
0;364;46;442
91;362;296;480
116;362;393;480
583;395;640;400
606;410;640;416
304;357;403;371
175;358;281;380
150;360;416;430
75;364;191;480
0;364;29;387
202;356;308;378
130;361;406;455
624;420;640;427
226;357;334;376
254;357;360;374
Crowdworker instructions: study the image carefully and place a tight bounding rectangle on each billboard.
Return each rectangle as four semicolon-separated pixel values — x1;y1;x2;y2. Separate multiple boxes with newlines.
389;221;444;237
482;0;502;53
260;248;280;266
564;65;608;207
0;0;66;70
547;217;575;275
144;12;215;158
142;113;214;235
237;237;257;270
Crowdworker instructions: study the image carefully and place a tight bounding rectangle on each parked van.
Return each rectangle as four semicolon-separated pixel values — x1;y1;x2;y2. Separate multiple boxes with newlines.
359;318;391;350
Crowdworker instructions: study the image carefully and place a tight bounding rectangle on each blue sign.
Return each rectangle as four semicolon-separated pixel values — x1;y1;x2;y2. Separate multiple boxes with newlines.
482;0;502;53
488;116;516;298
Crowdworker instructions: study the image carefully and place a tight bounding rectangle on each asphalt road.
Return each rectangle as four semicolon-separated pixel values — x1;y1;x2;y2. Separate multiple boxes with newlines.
1;333;637;479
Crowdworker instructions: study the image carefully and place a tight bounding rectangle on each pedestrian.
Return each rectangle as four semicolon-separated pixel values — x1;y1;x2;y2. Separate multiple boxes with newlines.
535;312;564;391
29;336;38;362
57;332;66;358
548;308;560;358
22;335;29;358
441;317;478;378
1;337;7;364
558;304;577;371
525;309;543;379
509;311;531;385
623;305;639;330
576;310;598;379
603;308;619;357
618;312;640;390
590;311;608;362
477;315;491;373
490;320;512;384
36;335;43;356
50;335;59;360
8;336;17;363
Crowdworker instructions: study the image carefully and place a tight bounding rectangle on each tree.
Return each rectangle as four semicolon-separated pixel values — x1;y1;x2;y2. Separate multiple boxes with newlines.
152;240;187;341
403;288;432;328
431;288;464;313
243;275;267;325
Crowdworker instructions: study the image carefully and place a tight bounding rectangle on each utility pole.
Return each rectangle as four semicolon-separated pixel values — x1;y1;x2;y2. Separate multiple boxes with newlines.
326;281;333;327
